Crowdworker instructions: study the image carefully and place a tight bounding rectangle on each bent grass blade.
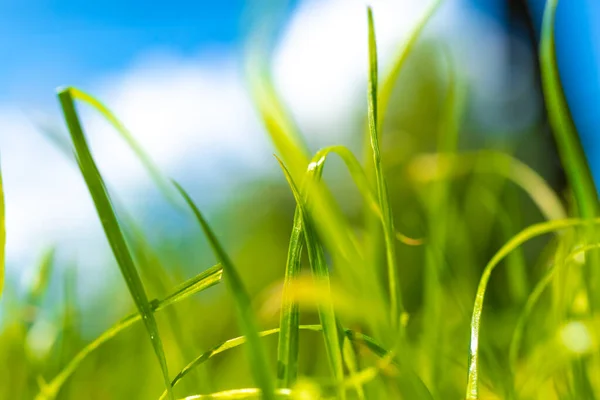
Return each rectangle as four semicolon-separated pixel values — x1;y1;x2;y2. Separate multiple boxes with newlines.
57;88;174;400
36;264;223;400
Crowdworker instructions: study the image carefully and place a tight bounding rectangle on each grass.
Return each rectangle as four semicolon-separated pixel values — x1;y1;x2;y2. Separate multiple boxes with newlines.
1;1;600;399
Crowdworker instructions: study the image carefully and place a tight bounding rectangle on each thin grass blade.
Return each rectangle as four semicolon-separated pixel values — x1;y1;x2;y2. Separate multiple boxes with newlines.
465;218;600;399
57;88;174;400
367;7;403;326
36;264;222;400
173;181;275;400
276;207;303;387
275;158;346;398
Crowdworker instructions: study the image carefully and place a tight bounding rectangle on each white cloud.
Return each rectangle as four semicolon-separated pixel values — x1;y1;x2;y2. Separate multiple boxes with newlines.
0;0;540;299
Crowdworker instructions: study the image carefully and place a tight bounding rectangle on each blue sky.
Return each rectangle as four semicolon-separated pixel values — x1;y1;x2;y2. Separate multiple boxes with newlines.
0;1;250;103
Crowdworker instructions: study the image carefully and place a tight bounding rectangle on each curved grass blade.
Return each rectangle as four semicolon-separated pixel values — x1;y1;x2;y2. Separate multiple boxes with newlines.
57;87;174;399
508;267;554;374
378;0;443;131
180;388;294;400
162;324;398;399
275;158;346;398
173;181;275;400
276;207;303;387
540;0;597;218
367;7;403;326
0;168;5;300
36;264;222;400
312;146;422;246
26;247;56;307
408;151;567;221
247;58;309;182
540;0;599;313
66;87;177;203
465;218;600;399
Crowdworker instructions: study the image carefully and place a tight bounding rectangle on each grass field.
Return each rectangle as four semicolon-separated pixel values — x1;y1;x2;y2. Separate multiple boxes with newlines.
1;1;599;399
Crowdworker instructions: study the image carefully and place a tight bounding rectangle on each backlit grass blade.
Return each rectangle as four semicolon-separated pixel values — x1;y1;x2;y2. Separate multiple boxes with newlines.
378;0;443;131
540;0;597;218
57;88;174;400
407;151;567;221
173;181;275;400
367;7;403;326
27;248;55;306
247;59;310;182
312;146;422;246
162;324;395;399
276;158;346;397
276;207;303;387
66;87;177;202
0;168;5;300
36;264;222;400
465;218;600;399
179;388;293;400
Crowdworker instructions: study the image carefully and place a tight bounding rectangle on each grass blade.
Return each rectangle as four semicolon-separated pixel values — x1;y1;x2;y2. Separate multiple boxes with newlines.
465;218;600;399
367;7;403;326
57;88;174;400
66;87;177;203
540;0;597;218
275;157;346;398
377;0;443;132
407;151;567;221
276;207;303;387
173;181;276;400
36;264;222;400
162;324;395;399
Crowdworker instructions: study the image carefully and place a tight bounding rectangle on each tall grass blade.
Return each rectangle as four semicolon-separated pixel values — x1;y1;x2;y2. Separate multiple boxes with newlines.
540;0;597;218
36;264;222;400
163;324;395;399
57;88;174;400
66;87;176;202
465;218;600;399
275;157;346;397
173;181;276;400
276;207;303;387
540;0;599;312
367;7;403;326
378;0;443;131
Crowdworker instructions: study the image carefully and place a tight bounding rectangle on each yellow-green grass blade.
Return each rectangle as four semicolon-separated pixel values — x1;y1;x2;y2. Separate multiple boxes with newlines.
276;207;303;387
465;218;600;400
162;324;397;399
178;388;294;400
312;145;422;245
408;151;567;221
275;158;346;398
36;264;222;400
367;7;403;326
57;88;174;400
540;0;597;219
508;267;554;375
26;247;56;307
173;181;275;400
65;87;177;203
0;168;5;300
247;59;310;182
378;0;443;131
540;0;600;314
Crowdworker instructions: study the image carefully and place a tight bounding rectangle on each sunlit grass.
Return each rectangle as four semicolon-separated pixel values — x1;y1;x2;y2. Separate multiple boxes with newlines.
1;1;600;399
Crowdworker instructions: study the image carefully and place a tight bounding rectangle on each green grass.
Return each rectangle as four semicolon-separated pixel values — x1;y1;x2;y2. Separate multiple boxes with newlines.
1;2;600;399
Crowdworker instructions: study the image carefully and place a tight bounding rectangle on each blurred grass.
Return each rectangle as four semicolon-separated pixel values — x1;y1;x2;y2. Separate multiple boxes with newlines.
1;1;600;399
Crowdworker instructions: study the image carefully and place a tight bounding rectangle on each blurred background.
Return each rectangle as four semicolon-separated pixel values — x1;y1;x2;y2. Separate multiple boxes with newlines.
1;0;599;398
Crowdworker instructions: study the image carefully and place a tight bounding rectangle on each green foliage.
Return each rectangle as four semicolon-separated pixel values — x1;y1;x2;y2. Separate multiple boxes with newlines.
2;2;600;399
